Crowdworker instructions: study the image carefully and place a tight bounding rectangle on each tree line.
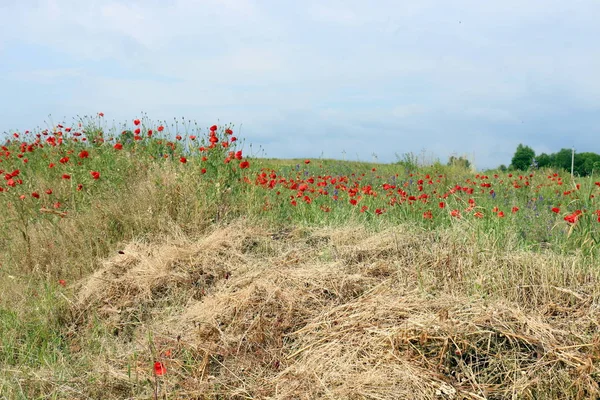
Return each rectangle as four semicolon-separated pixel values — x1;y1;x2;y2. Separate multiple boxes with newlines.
507;144;600;176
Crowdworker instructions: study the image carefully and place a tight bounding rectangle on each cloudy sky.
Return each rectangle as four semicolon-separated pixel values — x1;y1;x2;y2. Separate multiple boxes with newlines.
1;0;599;169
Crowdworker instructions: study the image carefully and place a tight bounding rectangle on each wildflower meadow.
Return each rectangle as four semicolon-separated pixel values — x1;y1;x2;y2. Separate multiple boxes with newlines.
1;114;600;399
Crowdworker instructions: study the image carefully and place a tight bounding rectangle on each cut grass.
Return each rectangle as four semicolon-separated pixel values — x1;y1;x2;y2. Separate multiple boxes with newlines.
3;219;598;399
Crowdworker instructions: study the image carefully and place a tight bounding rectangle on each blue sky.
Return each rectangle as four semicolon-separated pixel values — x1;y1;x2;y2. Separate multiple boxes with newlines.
1;0;599;169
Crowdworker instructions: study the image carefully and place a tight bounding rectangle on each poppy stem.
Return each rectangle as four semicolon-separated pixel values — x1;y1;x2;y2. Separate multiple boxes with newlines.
153;373;159;400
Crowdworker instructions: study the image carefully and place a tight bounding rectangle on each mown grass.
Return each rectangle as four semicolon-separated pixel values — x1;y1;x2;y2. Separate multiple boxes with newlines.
1;115;599;399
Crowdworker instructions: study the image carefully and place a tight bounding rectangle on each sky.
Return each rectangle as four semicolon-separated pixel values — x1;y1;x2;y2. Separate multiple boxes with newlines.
1;0;599;169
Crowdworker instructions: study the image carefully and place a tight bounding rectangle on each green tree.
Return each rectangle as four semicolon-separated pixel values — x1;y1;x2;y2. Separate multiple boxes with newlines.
575;152;600;176
554;148;573;171
536;153;551;168
510;144;535;170
448;155;471;169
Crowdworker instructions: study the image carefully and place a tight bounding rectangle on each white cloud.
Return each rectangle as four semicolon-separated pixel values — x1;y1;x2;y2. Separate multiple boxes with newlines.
459;107;518;124
308;4;359;26
2;0;600;168
391;105;428;119
9;68;84;84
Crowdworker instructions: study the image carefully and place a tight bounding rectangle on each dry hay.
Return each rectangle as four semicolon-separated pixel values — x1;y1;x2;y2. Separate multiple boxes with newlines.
70;221;600;399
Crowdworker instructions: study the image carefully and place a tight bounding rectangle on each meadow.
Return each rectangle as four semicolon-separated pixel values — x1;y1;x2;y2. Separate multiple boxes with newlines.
1;114;599;399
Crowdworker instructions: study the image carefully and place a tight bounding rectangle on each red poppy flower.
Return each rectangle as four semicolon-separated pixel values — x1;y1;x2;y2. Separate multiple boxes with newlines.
230;136;237;142
225;128;233;135
31;192;40;199
239;160;250;169
78;150;89;159
210;125;217;132
512;206;519;213
90;171;100;180
134;128;141;135
201;168;206;174
423;210;433;219
157;125;164;132
450;209;460;218
59;157;69;164
62;174;71;180
45;189;53;195
114;143;123;150
438;202;445;209
154;361;166;376
304;160;310;164
134;119;141;126
497;211;505;218
235;151;243;160
551;207;560;214
175;135;182;141
58;279;66;287
564;213;578;224
179;157;187;164
349;199;358;206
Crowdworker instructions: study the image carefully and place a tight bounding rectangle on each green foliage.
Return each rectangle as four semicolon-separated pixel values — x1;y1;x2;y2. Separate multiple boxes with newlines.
553;148;573;171
575;152;600;176
447;155;471;169
536;153;551;168
523;148;600;176
395;152;419;171
510;144;535;170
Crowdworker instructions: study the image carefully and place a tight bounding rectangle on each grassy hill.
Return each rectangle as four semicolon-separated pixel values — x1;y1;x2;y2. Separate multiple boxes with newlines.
1;116;599;399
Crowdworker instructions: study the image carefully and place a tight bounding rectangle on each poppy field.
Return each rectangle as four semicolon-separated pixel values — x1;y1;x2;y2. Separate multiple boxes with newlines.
1;115;600;399
2;114;600;256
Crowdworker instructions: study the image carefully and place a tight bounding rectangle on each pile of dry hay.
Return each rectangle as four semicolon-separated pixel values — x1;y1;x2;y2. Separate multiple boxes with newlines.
71;221;600;399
